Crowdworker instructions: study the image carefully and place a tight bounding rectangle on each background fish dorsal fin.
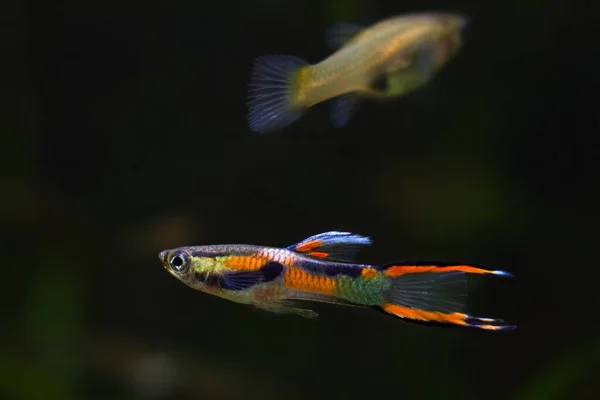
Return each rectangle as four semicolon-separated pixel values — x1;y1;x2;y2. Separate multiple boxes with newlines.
287;231;372;262
325;23;366;49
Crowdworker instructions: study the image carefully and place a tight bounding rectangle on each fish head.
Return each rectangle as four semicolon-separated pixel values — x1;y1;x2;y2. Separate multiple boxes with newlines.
159;246;218;292
380;13;468;83
435;14;468;61
444;14;468;34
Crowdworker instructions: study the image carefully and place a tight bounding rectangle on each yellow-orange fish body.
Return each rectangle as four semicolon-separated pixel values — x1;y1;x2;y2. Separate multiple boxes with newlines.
302;14;465;104
247;12;467;133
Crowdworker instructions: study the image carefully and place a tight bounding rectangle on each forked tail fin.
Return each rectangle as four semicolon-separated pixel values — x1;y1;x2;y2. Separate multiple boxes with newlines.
247;55;309;133
379;263;516;331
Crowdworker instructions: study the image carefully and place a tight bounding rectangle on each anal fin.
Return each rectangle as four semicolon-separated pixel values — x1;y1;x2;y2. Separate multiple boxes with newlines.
254;300;319;319
286;291;365;308
329;93;359;128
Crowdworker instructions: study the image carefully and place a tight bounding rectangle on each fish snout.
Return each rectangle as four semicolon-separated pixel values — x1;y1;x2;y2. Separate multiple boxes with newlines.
158;250;168;264
456;17;468;36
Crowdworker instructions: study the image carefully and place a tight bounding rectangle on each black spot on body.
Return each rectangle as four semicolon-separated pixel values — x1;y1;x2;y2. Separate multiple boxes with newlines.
261;261;285;282
297;259;363;278
221;261;285;291
324;266;342;277
370;75;388;93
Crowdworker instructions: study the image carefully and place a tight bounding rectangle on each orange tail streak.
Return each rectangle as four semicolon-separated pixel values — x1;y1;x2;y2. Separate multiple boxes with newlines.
384;264;513;277
380;263;516;331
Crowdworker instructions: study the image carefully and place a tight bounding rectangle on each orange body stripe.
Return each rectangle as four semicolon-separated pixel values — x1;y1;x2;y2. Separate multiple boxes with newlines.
384;265;495;277
284;266;336;295
382;304;468;326
295;240;323;253
223;255;269;271
308;251;328;258
361;268;378;279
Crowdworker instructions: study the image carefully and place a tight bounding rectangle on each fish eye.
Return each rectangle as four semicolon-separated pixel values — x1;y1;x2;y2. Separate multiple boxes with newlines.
169;251;189;274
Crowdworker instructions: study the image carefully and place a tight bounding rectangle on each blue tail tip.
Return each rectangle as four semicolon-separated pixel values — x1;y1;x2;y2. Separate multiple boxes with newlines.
496;324;518;332
493;270;515;278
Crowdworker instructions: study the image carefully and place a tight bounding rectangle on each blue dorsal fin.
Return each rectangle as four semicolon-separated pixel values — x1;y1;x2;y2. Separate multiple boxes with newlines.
287;231;372;262
325;23;366;49
329;93;359;128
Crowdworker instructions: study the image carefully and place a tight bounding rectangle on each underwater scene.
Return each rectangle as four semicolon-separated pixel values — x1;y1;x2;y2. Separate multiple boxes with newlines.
2;0;599;399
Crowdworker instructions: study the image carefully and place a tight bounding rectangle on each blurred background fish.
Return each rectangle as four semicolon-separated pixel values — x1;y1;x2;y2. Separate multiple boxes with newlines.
247;12;467;133
159;231;515;331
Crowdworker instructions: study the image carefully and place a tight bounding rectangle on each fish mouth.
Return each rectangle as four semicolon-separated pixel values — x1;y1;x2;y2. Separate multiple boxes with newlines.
158;250;168;264
451;15;468;36
457;19;468;36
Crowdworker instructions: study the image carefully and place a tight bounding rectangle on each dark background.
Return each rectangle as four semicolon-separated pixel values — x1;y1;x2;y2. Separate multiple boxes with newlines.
2;0;600;399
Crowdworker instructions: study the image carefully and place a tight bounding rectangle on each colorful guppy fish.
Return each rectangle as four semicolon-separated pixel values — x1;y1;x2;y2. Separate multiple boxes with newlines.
159;231;515;331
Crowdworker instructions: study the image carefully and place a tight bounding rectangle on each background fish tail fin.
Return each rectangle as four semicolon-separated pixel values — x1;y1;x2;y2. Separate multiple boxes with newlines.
247;55;309;133
379;264;516;331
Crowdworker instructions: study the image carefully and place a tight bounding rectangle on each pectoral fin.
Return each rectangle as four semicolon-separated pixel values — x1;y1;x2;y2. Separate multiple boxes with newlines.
329;93;359;128
254;300;319;319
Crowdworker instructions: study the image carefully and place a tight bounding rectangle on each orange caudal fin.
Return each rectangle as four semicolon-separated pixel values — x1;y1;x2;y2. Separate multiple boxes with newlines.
379;263;516;331
380;304;514;332
382;262;514;278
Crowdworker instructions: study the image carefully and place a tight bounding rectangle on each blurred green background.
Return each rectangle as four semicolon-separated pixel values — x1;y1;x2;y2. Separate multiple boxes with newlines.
2;0;599;399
